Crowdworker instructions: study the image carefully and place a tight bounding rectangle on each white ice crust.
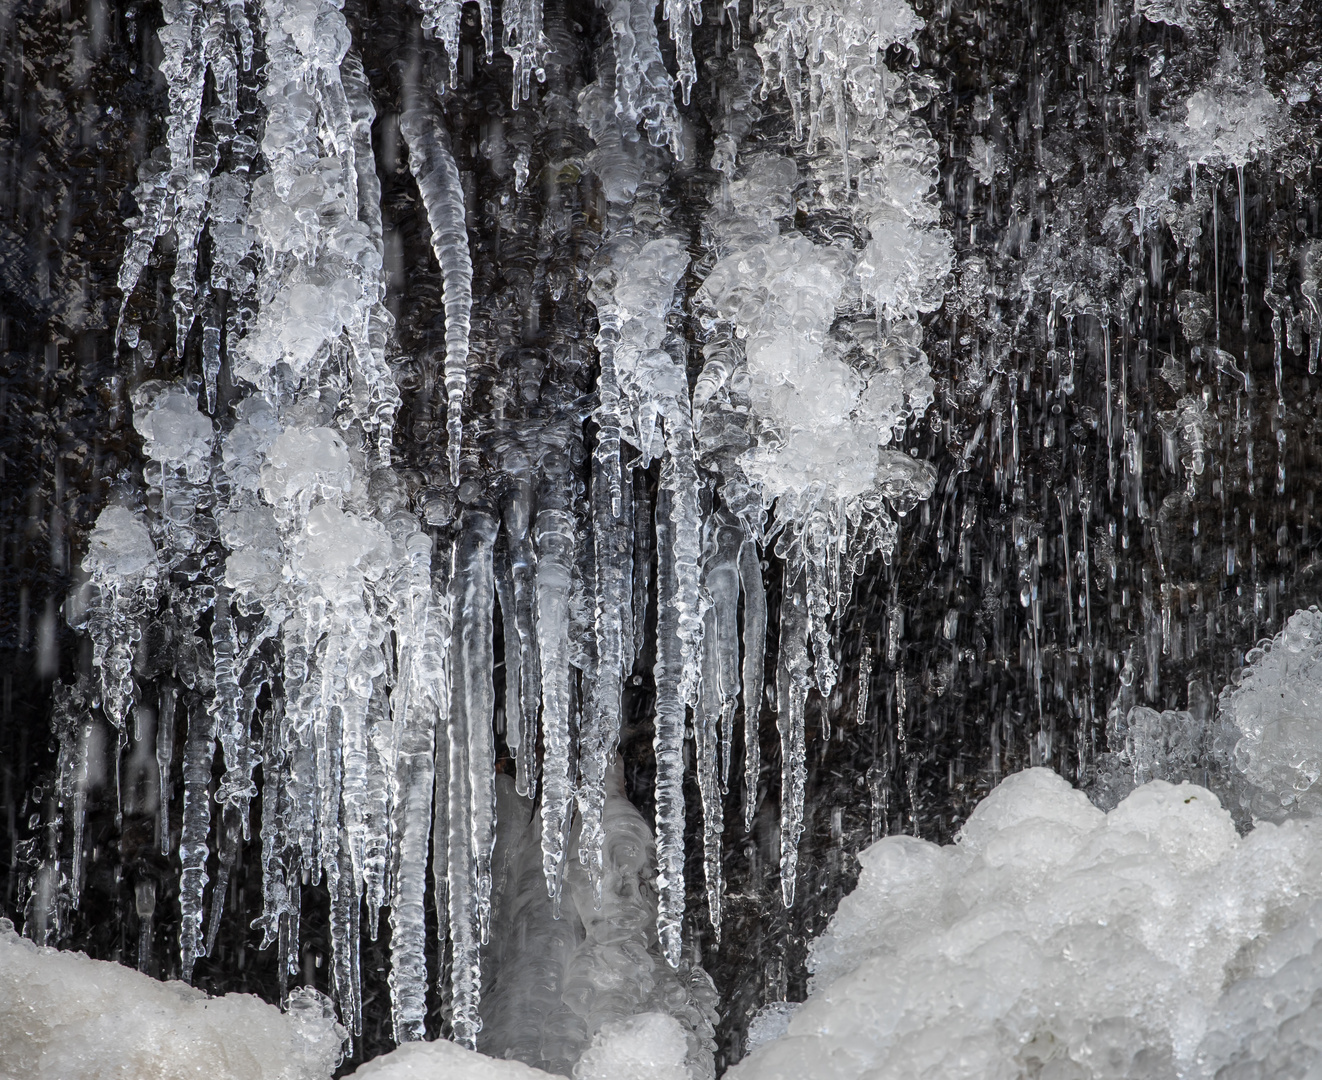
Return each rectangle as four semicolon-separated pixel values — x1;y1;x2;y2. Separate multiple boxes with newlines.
0;918;345;1080
732;768;1322;1080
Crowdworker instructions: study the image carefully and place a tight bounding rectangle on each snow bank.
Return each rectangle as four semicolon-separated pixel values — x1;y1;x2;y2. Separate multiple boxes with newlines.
0;919;345;1080
731;768;1322;1080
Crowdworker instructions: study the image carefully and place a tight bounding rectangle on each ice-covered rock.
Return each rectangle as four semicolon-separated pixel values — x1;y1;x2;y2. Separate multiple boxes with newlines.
732;767;1322;1080
0;918;345;1080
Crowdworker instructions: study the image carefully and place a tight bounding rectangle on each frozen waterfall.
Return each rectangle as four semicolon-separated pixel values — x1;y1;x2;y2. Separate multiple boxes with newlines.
3;0;1322;1073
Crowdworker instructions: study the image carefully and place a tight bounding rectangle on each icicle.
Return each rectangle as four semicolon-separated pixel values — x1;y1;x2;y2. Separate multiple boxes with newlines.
430;564;455;1003
738;535;765;832
536;450;577;910
423;1;459;83
363;684;392;930
695;602;725;936
502;0;549;106
578;448;634;898
213;587;258;835
330;828;363;1039
204;805;241;957
857;641;873;726
387;598;440;1043
399;108;473;485
179;695;217;982
632;468;654;663
502;470;541;799
449;507;500;1047
652;481;686;968
776;566;810;908
705;510;742;792
156;684;177;855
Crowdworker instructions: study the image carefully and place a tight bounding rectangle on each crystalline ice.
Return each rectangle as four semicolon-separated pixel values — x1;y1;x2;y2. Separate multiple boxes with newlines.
1220;607;1322;818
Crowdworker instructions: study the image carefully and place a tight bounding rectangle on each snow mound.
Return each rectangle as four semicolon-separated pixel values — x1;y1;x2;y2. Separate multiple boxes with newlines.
0;919;345;1080
348;1039;558;1080
732;768;1322;1080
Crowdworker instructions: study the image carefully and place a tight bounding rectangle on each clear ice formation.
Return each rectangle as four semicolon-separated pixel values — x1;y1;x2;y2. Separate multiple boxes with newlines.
733;769;1322;1080
53;0;955;1050
39;0;1322;1066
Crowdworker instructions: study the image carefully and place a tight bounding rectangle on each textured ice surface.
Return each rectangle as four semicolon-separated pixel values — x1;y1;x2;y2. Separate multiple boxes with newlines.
347;1015;691;1080
0;919;345;1080
1221;607;1322;818
732;768;1322;1080
347;1039;557;1080
82;505;158;581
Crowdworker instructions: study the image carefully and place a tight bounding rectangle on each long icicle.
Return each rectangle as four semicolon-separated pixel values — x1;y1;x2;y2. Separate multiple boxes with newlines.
579;447;633;898
535;449;577;911
652;478;686;968
776;565;811;907
448;506;500;1047
399;107;473;485
738;534;766;832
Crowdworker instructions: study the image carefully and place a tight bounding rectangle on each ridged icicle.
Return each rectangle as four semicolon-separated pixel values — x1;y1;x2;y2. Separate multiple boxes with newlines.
399;108;473;485
738;535;766;831
448;508;500;1048
652;481;686;968
776;567;811;907
535;450;577;911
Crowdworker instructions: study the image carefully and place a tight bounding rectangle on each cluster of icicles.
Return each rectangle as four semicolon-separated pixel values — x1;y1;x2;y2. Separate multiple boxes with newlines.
46;0;948;1057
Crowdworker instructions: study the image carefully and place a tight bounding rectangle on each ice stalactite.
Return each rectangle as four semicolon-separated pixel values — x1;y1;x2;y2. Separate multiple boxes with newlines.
447;508;500;1048
400;107;474;486
77;507;159;743
535;447;578;911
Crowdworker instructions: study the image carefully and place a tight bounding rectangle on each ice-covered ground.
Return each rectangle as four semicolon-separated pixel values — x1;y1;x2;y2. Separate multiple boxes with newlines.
0;918;346;1080
9;765;1322;1080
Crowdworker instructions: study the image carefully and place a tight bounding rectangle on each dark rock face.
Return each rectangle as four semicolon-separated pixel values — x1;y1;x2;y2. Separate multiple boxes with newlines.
2;0;1322;1073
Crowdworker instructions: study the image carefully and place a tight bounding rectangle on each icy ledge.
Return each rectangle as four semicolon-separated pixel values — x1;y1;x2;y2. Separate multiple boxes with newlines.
10;769;1322;1080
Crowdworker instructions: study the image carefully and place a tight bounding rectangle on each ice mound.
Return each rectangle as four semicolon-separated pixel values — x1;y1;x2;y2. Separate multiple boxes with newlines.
348;1039;557;1080
732;768;1322;1080
347;1014;692;1080
0;918;345;1080
574;1013;692;1080
1220;607;1322;818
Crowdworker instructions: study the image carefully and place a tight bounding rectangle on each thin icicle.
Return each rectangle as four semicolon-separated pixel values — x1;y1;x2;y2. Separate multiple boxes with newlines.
330;828;363;1039
857;641;874;726
156;684;177;855
502;470;541;799
535;451;577;910
387;593;442;1043
179;695;216;982
578;449;634;898
449;508;500;1047
652;481;686;968
632;469;654;663
738;535;765;831
695;603;724;936
705;510;742;791
363;685;392;931
776;566;811;907
399;108;473;485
